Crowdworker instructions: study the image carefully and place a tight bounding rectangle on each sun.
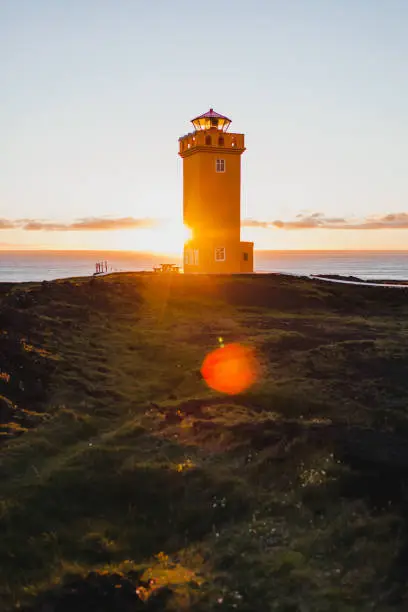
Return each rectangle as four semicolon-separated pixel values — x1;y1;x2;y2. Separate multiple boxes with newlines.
182;224;193;242
106;221;192;254
149;221;192;254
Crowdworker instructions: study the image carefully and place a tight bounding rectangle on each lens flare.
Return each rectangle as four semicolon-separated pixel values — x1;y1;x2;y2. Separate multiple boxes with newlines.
201;343;258;395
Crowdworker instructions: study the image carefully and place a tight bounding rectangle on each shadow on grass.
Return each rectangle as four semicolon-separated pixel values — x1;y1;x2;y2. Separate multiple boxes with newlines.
0;425;252;596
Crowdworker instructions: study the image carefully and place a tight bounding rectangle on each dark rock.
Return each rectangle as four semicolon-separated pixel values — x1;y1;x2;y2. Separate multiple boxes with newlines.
334;427;408;473
9;291;36;309
146;585;174;610
21;571;174;612
0;395;15;422
164;411;182;424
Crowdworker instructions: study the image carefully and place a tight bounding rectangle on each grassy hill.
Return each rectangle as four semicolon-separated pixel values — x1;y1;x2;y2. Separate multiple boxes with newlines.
1;273;408;611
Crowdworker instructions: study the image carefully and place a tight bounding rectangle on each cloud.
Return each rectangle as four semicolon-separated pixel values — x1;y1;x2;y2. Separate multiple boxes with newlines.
0;217;159;232
1;212;408;233
0;219;18;229
22;221;67;231
23;217;158;231
241;215;347;229
68;217;158;231
242;212;408;230
241;219;274;229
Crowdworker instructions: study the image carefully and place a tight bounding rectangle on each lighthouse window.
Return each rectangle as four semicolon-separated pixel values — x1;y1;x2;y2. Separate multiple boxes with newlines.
211;118;218;127
184;249;199;265
216;159;225;173
215;247;226;262
205;135;212;145
218;136;224;146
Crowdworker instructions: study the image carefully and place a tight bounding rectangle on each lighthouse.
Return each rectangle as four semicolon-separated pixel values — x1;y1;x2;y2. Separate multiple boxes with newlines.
179;109;253;274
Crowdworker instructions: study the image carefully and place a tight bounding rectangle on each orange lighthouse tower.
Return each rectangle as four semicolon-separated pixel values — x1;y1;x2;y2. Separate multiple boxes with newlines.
179;109;253;274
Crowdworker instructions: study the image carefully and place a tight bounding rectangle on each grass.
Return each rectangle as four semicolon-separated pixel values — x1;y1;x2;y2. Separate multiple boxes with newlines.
0;273;408;610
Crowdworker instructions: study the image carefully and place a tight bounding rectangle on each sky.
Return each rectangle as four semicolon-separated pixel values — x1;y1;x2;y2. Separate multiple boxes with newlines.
2;0;408;252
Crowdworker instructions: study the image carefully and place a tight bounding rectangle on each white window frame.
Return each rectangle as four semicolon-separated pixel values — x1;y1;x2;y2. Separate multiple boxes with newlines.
215;159;226;173
184;248;199;265
215;247;226;262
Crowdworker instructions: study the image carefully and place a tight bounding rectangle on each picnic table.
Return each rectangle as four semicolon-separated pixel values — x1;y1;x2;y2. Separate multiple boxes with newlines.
153;264;180;274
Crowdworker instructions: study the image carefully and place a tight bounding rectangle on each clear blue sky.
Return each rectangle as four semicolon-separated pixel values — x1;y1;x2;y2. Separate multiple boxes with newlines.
2;0;408;250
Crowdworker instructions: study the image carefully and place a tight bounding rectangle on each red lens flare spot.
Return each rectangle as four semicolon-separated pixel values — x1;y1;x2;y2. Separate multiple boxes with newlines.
201;343;258;395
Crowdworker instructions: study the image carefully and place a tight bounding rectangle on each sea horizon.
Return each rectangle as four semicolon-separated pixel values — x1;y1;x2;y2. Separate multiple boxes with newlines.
0;249;408;283
1;249;408;253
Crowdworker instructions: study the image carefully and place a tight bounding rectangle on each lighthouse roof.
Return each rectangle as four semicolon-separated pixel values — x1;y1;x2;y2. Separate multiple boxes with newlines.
191;108;231;122
191;108;232;132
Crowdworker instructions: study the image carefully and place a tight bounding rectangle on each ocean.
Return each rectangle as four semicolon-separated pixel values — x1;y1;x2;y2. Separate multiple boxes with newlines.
0;250;408;283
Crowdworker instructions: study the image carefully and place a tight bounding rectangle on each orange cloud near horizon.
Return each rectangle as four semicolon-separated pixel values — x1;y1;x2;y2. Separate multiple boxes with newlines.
242;212;408;230
0;211;407;233
9;217;159;231
1;213;408;252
